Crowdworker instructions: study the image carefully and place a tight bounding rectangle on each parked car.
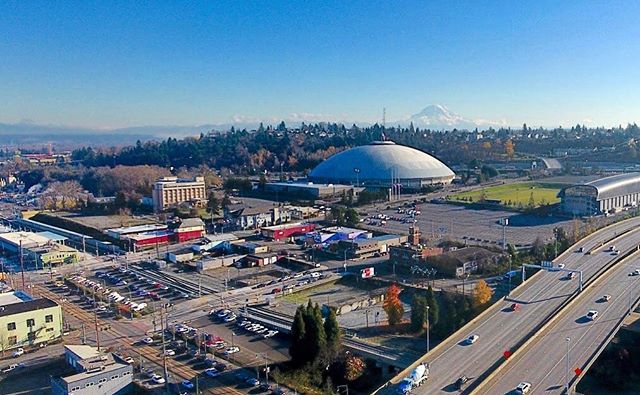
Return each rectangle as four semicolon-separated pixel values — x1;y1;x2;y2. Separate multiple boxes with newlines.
515;381;531;394
204;368;220;378
151;374;166;384
465;335;479;345
455;375;469;389
12;348;24;358
164;349;176;356
141;336;154;345
224;346;240;355
181;380;194;390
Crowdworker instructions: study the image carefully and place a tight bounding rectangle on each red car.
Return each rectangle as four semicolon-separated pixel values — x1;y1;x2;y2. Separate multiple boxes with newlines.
271;288;282;294
510;303;520;311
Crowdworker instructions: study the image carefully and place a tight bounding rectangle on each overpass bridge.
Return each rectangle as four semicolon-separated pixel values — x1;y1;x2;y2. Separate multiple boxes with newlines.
377;216;640;395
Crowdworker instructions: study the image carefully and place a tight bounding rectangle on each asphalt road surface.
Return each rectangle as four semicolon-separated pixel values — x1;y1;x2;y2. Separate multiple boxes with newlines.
479;254;640;394
384;217;640;395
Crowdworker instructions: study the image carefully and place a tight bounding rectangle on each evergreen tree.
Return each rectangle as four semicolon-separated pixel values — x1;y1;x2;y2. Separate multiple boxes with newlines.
324;307;341;360
290;306;306;364
426;285;439;328
206;192;219;217
410;294;427;332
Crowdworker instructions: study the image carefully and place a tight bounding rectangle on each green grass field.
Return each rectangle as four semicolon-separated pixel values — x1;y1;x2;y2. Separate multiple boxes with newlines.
449;182;565;208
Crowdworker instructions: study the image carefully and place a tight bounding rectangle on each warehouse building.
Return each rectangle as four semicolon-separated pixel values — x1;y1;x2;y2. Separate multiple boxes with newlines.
265;182;363;199
51;345;133;395
560;173;640;216
0;291;63;351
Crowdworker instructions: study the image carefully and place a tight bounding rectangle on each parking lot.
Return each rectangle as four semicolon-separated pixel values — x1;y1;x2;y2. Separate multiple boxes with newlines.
361;202;576;248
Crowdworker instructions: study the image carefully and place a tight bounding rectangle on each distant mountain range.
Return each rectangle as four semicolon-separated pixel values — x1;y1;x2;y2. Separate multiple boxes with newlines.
0;105;507;148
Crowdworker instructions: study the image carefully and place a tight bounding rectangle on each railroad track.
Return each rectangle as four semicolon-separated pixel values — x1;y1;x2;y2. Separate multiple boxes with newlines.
36;285;244;395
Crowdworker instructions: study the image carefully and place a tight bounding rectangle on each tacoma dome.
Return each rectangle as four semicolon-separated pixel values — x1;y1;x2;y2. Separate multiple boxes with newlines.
309;141;455;189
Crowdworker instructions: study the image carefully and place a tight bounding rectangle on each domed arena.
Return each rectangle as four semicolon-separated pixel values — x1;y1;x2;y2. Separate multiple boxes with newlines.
309;141;455;189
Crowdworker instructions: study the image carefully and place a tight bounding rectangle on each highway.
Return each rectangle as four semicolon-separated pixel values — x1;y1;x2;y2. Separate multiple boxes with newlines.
475;252;640;394
382;217;640;395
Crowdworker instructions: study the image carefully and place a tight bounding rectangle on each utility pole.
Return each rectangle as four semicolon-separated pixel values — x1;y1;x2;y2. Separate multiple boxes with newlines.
94;292;100;351
426;305;430;353
81;322;86;344
162;305;169;391
19;239;25;290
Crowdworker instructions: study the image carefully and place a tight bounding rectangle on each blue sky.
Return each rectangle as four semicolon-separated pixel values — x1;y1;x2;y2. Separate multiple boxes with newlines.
1;1;639;128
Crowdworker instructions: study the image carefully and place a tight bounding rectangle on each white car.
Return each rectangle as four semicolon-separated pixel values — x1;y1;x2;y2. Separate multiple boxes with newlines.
223;314;237;323
630;269;640;276
141;337;154;345
12;348;24;358
124;356;135;364
586;310;598;320
205;368;220;378
164;349;176;356
256;328;269;334
264;330;279;338
600;295;612;302
515;381;531;394
465;335;479;345
557;263;565;269
224;346;240;355
217;309;231;319
151;374;166;384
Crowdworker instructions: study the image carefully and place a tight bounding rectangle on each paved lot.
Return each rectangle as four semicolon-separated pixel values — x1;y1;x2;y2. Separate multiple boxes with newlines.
362;202;577;248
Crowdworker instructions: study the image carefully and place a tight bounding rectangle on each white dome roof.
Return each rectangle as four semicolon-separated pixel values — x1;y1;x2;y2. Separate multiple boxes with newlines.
309;141;454;185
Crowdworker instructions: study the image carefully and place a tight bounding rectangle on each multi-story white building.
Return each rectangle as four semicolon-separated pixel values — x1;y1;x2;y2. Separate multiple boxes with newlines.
151;176;206;212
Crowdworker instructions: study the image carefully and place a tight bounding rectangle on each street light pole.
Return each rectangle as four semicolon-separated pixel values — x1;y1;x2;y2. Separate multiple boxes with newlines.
426;305;430;353
565;337;571;393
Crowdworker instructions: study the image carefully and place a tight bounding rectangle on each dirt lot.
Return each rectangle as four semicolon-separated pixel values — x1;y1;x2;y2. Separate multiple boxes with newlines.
52;212;156;231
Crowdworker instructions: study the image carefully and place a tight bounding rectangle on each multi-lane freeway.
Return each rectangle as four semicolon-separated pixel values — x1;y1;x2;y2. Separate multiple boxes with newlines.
382;217;640;395
475;249;640;394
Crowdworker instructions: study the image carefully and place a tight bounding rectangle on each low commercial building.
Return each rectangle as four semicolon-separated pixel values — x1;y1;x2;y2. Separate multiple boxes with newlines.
306;226;371;245
0;291;63;351
152;176;206;212
171;218;205;242
389;245;444;264
265;182;363;200
106;224;167;240
225;203;292;230
232;241;270;255
337;234;407;259
425;246;502;277
194;254;246;272
261;223;317;241
30;244;80;267
51;345;133;395
245;253;279;267
167;250;194;264
0;231;52;253
125;230;171;252
560;172;640;216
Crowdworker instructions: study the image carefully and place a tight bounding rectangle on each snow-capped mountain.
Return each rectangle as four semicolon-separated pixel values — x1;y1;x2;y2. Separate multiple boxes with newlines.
403;104;505;130
406;104;477;130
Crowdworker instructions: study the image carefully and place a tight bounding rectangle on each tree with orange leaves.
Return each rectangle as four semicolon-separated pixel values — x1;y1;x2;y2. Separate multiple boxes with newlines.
383;283;404;325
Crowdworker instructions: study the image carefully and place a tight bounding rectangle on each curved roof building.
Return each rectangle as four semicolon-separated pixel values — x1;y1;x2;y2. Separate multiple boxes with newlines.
561;172;640;215
309;141;455;189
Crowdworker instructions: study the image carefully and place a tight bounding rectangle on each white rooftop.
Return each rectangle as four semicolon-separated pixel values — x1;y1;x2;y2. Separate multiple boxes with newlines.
0;231;51;248
0;291;32;307
65;344;102;361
